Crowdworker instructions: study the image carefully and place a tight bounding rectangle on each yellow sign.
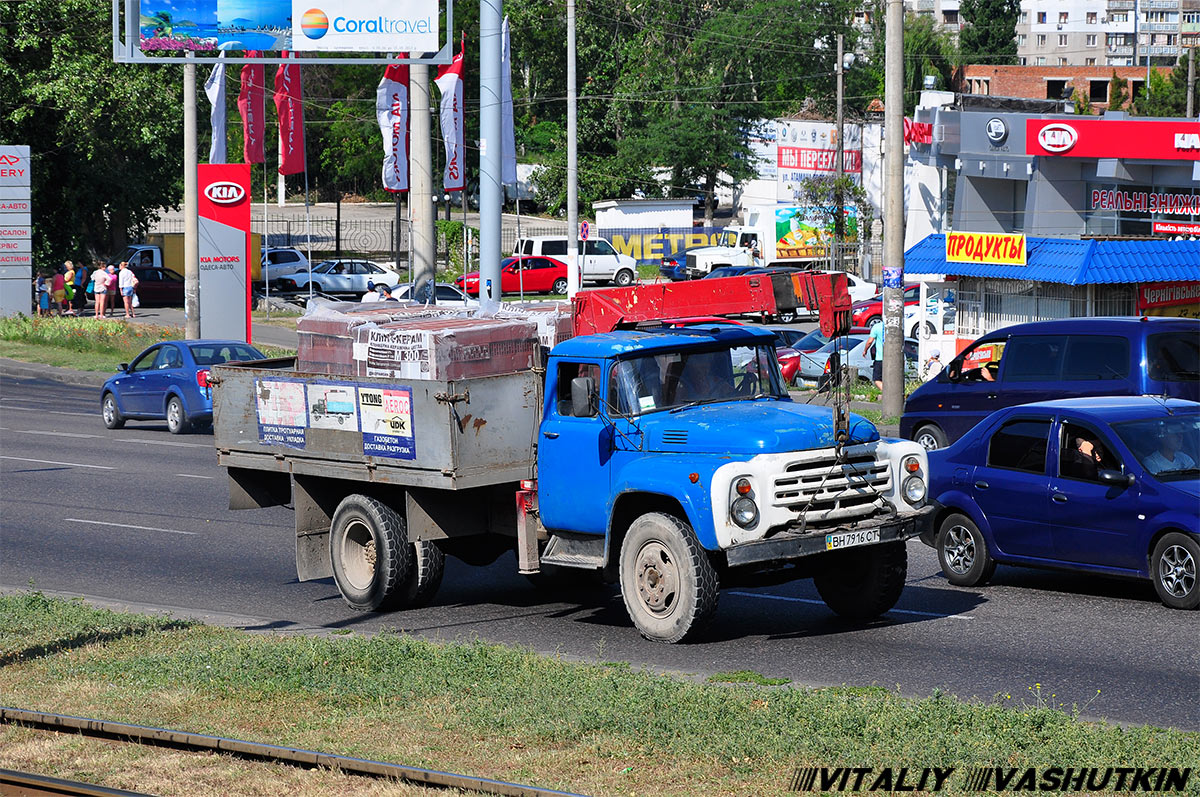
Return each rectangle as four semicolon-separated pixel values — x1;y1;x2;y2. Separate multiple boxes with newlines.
945;232;1026;265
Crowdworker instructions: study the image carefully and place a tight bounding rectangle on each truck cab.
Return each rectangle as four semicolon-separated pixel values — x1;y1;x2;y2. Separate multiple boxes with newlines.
684;228;759;278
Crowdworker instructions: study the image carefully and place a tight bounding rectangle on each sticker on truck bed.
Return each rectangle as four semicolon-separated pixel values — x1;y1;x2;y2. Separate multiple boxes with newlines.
255;379;307;449
307;382;360;432
358;385;416;460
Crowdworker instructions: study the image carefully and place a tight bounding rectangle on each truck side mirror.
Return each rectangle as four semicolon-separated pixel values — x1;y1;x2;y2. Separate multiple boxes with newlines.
570;376;598;418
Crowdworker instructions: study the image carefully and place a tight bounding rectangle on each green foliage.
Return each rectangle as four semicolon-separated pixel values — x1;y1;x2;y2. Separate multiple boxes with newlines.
1131;55;1199;117
435;219;476;273
864;10;961;115
797;175;873;241
959;0;1020;65
1109;72;1129;110
1072;88;1094;116
709;670;792;686
0;315;178;354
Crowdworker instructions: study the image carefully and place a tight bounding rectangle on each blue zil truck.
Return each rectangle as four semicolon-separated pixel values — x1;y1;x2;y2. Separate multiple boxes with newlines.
212;275;934;642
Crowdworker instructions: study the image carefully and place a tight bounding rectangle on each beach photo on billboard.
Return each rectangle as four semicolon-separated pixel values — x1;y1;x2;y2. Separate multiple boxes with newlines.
218;0;292;51
139;0;218;52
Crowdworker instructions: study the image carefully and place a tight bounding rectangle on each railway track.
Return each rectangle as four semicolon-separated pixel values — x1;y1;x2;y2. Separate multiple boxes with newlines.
0;708;587;797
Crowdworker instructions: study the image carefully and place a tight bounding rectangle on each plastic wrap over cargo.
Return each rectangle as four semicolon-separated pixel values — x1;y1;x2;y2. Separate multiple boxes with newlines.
297;302;471;376
494;301;574;350
353;317;540;381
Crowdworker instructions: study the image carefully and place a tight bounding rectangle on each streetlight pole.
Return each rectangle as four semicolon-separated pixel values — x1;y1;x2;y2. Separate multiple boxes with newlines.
183;54;200;340
882;0;906;419
834;33;845;262
566;0;579;297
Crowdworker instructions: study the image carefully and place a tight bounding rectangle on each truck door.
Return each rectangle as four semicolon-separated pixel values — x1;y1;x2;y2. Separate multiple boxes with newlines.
538;360;611;535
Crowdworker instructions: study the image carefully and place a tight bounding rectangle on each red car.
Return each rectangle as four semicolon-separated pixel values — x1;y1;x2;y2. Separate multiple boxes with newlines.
850;283;921;328
456;256;569;296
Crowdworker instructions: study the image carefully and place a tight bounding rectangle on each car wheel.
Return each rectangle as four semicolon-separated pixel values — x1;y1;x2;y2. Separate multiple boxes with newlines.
329;494;413;612
613;269;635;287
165;396;189;435
552;277;568;295
777;310;798;324
1150;532;1200;610
814;541;907;620
619;512;719;643
914;424;948;451
865;314;882;328
936;513;996;587
101;392;125;430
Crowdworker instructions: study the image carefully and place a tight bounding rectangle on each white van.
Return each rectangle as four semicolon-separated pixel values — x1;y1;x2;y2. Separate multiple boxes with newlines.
513;236;638;286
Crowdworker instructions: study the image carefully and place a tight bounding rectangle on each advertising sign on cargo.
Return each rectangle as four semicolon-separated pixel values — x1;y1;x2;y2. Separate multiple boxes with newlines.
255;378;307;448
307;383;360;431
358;385;416;459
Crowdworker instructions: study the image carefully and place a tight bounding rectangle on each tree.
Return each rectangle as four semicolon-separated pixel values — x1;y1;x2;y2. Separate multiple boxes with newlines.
1108;72;1129;110
1131;54;1199;117
958;0;1020;65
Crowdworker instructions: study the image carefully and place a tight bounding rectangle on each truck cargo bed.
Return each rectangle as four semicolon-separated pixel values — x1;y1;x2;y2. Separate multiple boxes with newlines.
212;357;541;489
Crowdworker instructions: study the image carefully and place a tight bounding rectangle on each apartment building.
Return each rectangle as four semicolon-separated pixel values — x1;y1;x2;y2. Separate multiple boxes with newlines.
904;0;963;33
959;64;1171;107
1017;0;1191;66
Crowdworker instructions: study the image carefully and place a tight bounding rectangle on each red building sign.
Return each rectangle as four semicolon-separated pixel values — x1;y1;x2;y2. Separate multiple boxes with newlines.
1026;119;1200;160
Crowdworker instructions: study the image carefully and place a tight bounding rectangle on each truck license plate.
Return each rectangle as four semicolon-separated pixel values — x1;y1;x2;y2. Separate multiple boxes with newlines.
825;529;881;550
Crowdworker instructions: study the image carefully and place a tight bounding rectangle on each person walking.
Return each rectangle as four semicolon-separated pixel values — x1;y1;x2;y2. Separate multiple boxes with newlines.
92;263;109;318
862;318;886;390
36;272;50;316
73;262;89;314
51;266;66;316
118;261;138;318
62;261;76;315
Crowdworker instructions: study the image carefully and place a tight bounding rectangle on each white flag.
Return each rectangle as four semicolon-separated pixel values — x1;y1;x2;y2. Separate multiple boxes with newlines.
434;36;465;191
204;52;227;164
376;62;409;192
501;17;517;186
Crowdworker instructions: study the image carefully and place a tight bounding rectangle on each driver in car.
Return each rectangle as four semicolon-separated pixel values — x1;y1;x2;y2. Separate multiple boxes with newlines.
1143;422;1196;475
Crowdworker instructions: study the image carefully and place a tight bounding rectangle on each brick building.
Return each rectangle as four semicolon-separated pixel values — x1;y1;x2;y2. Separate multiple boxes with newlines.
958;64;1173;109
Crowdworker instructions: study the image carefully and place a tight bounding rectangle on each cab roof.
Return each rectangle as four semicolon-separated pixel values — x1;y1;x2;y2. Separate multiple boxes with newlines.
1008;396;1198;423
550;323;776;359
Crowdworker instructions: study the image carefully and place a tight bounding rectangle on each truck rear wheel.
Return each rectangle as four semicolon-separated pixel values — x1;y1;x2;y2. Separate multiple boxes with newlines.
401;539;446;608
329;495;412;612
814;540;907;620
619;512;719;643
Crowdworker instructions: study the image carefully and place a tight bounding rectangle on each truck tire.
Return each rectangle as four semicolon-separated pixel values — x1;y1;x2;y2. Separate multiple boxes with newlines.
400;539;446;608
329;495;413;612
101;392;125;430
814;540;907;620
619;512;719;643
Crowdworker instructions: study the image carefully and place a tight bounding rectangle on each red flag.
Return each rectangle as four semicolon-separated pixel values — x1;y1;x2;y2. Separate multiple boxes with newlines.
274;52;306;176
376;60;410;193
434;35;465;191
237;52;264;164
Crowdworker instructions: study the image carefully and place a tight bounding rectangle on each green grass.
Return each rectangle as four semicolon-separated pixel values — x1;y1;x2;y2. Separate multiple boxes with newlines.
708;670;792;686
1;592;1197;797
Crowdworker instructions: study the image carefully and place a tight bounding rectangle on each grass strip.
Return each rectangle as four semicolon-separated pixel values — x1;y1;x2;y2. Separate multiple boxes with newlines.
1;592;1197;797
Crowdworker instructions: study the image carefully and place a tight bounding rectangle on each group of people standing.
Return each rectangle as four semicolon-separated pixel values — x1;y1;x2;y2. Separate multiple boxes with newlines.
35;261;139;319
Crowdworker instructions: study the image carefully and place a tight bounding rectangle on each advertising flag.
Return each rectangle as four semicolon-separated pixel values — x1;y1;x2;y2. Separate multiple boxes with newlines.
376;60;410;193
501;18;516;186
237;53;265;164
434;35;465;191
204;52;227;164
274;52;306;176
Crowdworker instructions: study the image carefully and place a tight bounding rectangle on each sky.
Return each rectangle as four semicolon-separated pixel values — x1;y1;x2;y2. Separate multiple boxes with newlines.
218;0;290;27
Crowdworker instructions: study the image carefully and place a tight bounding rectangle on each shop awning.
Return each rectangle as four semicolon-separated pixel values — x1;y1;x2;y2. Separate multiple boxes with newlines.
905;234;1200;285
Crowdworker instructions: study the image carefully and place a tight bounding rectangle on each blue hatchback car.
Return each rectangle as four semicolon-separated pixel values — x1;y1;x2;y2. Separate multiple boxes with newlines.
101;339;265;434
924;396;1199;609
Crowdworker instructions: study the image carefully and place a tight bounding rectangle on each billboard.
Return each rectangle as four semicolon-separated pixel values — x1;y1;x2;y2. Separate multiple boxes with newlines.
135;0;438;54
198;163;252;341
776;120;862;203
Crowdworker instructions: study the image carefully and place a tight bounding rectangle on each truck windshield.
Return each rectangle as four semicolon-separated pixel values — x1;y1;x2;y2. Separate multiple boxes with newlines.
717;231;739;247
608;344;786;417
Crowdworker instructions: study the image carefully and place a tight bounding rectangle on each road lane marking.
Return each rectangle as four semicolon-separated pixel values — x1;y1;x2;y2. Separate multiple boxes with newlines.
0;456;114;470
65;518;196;536
176;473;214;480
727;590;974;620
0;427;209;449
12;429;103;439
116;438;211;449
0;406;94;418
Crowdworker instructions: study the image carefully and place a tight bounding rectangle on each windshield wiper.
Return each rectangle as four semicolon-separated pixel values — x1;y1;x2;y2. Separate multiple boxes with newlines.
669;397;735;414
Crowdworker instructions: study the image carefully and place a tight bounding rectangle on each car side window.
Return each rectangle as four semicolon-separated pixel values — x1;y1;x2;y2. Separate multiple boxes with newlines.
954;339;1005;382
157;345;183;370
543;240;567;257
1001;335;1065;382
555;362;601;418
586;240;616;257
436;286;462;300
1063;335;1130;381
140;270;161;282
1059;421;1121;482
130;348;160;373
987;418;1051;474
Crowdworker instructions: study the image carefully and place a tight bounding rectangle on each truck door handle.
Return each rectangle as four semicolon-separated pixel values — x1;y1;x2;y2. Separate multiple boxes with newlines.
542;431;559;439
1052;493;1068;504
974;480;989;489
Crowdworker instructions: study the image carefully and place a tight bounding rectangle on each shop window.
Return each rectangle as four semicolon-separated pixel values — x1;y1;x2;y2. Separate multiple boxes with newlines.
1089;80;1108;102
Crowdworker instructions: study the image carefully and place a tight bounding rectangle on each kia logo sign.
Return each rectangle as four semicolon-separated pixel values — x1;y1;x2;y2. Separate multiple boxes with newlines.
204;181;246;204
1038;123;1078;153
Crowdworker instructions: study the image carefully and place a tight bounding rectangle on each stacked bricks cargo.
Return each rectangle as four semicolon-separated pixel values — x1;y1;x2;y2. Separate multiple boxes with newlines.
355;317;540;382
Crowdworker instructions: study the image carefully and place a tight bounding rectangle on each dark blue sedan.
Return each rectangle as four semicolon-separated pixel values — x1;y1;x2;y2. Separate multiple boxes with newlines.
101;340;265;434
924;396;1199;609
658;252;688;281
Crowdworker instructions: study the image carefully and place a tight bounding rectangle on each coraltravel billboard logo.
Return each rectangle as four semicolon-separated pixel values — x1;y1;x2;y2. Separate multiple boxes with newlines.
292;0;437;52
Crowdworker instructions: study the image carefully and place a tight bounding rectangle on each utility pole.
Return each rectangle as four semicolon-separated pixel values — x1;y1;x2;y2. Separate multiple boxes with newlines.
834;33;845;260
479;0;503;312
410;64;436;298
566;0;579;297
882;0;905;418
1188;47;1195;118
183;55;200;340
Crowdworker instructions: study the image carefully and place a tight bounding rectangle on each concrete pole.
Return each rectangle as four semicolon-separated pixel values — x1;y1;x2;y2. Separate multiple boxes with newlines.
834;33;845;253
183;56;200;340
882;0;905;418
410;64;436;298
565;0;579;297
479;0;503;313
277;172;285;206
1188;48;1195;117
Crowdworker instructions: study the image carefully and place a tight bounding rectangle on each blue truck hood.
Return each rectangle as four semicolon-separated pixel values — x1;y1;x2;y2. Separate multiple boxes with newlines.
637;400;879;454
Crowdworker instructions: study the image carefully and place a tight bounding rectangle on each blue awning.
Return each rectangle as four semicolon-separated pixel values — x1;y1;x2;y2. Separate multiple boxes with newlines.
905;234;1200;285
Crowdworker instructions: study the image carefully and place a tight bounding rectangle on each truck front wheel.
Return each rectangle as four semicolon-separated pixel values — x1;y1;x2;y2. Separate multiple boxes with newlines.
814;540;907;620
619;512;719;643
329;495;413;611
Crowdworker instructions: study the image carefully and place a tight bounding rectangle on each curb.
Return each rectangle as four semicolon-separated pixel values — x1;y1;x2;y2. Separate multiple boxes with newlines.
0;357;108;388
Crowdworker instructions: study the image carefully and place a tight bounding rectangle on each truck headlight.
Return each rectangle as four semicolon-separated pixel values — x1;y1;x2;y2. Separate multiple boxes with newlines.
731;497;759;528
903;475;927;504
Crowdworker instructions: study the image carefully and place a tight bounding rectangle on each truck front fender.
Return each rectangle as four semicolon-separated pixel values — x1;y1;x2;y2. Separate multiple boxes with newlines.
610;455;747;551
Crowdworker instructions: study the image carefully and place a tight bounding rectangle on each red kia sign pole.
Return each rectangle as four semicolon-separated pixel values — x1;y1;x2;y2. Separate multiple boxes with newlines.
198;163;252;343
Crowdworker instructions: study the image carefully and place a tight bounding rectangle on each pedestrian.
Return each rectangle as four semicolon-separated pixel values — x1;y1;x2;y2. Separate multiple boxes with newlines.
378;285;398;302
51;266;66;316
73;262;89;314
36;272;50;316
359;280;381;302
921;349;943;382
62;261;76;315
118;261;138;318
862;318;886;390
104;264;119;317
92;263;110;318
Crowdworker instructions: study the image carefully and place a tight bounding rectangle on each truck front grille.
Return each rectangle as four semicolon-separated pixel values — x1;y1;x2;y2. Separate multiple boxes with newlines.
686;254;697;269
771;452;890;530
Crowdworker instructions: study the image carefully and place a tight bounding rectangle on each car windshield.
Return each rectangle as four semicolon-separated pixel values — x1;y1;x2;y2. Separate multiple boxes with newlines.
795;330;830;349
816;335;868;354
608;344;786;417
1111;414;1200;481
189;343;264;365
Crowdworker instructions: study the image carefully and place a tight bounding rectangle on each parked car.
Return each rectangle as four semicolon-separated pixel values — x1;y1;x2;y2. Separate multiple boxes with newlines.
86;266;184;307
776;346;803;386
796;334;919;388
275;259;392;296
703;265;759;280
901;317;1200;451
456;256;569;296
850;283;921;328
261;247;311;282
101;340;265;434
924;397;1199;609
513;236;638;286
659;252;689;281
392;282;479;308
